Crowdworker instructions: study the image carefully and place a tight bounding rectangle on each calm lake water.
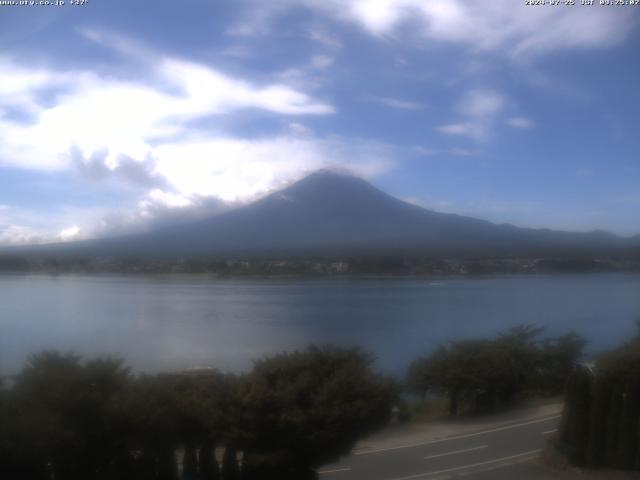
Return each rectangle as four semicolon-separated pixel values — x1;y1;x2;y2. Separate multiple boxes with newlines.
1;273;639;377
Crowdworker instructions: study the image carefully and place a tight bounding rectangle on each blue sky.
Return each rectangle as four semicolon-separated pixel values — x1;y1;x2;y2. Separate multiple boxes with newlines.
0;0;639;245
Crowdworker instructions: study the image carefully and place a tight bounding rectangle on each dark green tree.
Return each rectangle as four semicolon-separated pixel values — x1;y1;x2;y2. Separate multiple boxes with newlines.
537;332;586;396
560;325;640;472
408;326;584;416
238;346;396;478
182;442;198;480
560;365;592;466
585;374;613;468
198;439;220;480
221;445;240;480
9;351;132;480
616;381;640;470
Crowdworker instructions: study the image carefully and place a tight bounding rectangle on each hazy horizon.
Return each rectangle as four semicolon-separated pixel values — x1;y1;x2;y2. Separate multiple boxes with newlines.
2;169;640;251
1;1;639;247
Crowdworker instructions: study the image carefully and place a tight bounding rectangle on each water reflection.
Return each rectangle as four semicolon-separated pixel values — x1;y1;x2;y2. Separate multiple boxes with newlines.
0;273;639;376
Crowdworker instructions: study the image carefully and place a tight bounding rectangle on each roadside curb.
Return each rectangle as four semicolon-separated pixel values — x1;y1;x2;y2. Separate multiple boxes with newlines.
353;404;564;456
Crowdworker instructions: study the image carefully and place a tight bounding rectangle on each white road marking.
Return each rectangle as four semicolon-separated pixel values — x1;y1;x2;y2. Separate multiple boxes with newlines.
423;445;488;460
542;429;558;435
388;449;542;480
318;467;352;475
355;415;561;456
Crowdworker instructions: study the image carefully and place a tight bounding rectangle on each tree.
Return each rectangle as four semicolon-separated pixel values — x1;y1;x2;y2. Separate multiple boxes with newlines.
1;346;395;479
560;327;640;472
537;332;586;396
182;442;198;480
9;351;132;479
407;326;582;416
407;339;525;415
221;445;240;480
406;346;448;401
560;365;592;466
238;346;396;478
199;438;220;480
0;373;48;479
585;373;613;468
495;325;544;401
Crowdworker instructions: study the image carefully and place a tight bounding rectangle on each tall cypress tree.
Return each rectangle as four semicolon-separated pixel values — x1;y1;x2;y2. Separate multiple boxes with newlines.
221;445;239;480
136;448;158;480
616;381;640;470
571;367;592;465
560;367;578;447
585;375;612;468
199;440;220;480
560;366;592;464
182;442;198;480
157;447;179;480
604;384;624;467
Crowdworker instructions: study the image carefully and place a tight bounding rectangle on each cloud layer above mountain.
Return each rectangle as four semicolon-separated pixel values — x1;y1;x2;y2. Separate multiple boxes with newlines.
0;0;638;243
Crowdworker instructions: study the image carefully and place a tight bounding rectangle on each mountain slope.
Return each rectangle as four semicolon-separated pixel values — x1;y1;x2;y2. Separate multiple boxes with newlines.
10;170;638;259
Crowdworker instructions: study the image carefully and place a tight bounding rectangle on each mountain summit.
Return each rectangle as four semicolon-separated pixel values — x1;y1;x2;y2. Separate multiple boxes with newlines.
12;170;637;259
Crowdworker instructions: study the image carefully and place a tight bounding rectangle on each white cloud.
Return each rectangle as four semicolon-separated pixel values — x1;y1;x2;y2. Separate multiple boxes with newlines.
59;225;82;242
0;225;46;246
0;202;114;246
437;89;505;141
0;223;83;246
151;136;395;202
0;133;396;245
70;147;167;188
436;123;469;135
145;190;193;209
0;37;334;172
507;117;535;129
435;122;488;141
0;63;52;115
290;0;636;58
0;31;402;243
161;58;334;116
457;89;504;118
79;28;154;59
277;54;336;91
288;122;312;135
307;27;343;49
310;54;335;69
365;95;425;110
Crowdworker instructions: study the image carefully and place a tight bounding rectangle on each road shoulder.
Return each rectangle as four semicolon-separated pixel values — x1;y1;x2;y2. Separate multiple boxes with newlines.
353;401;563;456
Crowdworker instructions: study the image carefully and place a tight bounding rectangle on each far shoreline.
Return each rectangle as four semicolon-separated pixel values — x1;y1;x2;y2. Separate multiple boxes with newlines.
1;262;639;280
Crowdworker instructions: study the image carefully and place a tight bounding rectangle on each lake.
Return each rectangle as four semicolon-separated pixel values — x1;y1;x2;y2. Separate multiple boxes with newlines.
1;273;639;377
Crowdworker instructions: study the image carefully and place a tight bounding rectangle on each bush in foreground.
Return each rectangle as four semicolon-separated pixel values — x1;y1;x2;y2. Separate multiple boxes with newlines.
0;346;395;479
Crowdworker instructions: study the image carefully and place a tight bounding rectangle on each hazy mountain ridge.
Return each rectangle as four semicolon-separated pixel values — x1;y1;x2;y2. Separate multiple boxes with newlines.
4;170;639;260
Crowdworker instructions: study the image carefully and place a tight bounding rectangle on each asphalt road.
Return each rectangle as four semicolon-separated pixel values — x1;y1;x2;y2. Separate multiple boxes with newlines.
318;414;561;480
